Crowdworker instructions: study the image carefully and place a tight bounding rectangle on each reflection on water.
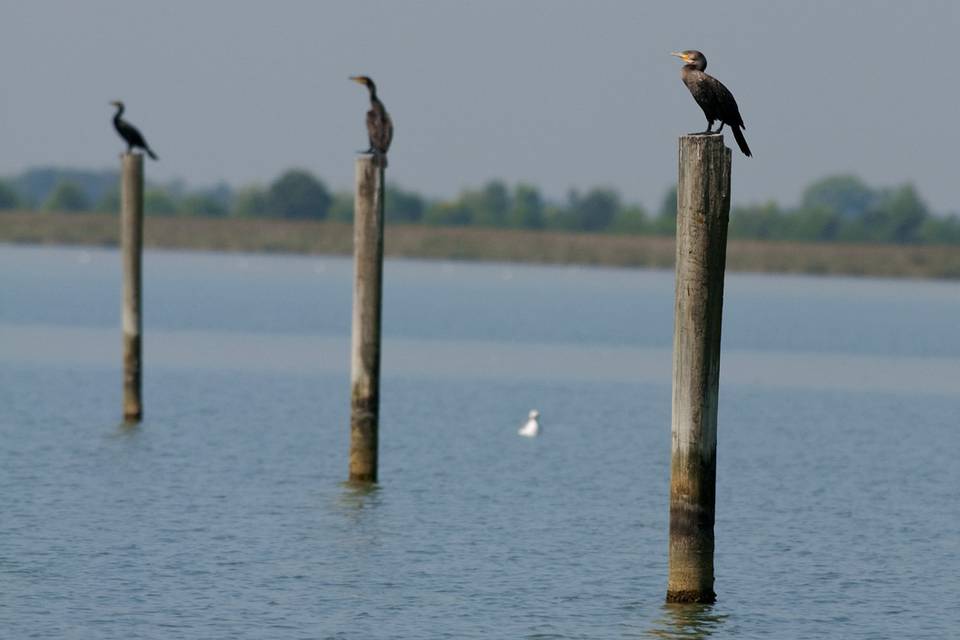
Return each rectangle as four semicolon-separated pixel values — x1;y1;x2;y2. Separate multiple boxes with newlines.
114;420;139;433
332;482;385;552
647;603;727;639
335;481;383;520
108;418;146;441
337;481;382;508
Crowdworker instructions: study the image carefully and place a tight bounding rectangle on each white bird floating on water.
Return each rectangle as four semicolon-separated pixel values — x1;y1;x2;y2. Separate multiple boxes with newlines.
518;410;540;437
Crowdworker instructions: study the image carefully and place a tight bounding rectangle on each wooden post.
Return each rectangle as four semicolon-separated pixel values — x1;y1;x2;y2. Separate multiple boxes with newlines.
348;155;385;483
667;134;732;604
121;153;144;423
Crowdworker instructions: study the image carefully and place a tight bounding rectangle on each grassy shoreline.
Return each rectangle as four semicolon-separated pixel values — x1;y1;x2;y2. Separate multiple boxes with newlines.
2;210;958;279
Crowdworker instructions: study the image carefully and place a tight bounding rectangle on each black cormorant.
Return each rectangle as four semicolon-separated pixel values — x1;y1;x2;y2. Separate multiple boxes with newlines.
109;101;158;160
349;76;393;168
670;51;751;157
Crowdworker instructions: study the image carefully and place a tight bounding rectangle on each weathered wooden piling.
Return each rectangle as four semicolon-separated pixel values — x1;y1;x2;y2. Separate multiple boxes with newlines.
348;155;385;483
120;153;144;422
667;134;732;604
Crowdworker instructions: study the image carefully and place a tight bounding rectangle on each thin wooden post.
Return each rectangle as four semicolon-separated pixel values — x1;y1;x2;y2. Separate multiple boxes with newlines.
348;155;385;483
667;134;732;604
120;153;144;423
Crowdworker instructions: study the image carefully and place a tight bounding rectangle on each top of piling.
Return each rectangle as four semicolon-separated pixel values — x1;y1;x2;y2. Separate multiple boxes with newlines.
679;132;729;147
355;152;388;170
678;133;732;166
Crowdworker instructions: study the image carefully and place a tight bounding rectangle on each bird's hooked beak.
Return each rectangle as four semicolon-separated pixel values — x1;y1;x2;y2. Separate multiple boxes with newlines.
349;76;367;85
670;51;691;63
109;100;121;107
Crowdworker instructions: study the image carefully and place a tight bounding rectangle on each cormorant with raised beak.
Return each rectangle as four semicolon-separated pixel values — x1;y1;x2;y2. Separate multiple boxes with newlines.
349;76;393;168
109;101;158;160
670;51;751;157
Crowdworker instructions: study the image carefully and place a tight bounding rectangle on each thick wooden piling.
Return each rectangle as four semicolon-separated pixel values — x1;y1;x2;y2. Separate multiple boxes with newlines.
120;153;144;423
348;155;385;483
667;134;732;604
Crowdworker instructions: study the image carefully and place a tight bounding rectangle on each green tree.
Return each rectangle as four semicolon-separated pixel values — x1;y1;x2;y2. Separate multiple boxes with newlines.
328;192;354;222
543;190;576;230
841;184;928;243
730;202;787;240
508;183;544;229
876;184;928;243
788;206;842;241
144;189;178;216
95;187;120;213
180;193;228;217
658;185;677;218
559;188;620;232
0;179;21;210
609;204;649;234
653;185;677;235
43;181;89;212
917;214;960;245
463;180;510;227
385;184;425;223
424;201;472;226
543;200;578;230
14;167;116;209
232;185;269;217
267;169;331;219
800;175;875;218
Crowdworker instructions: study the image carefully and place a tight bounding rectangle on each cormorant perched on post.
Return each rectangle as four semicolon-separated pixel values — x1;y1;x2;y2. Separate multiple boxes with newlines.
670;51;751;157
109;101;158;160
349;76;393;168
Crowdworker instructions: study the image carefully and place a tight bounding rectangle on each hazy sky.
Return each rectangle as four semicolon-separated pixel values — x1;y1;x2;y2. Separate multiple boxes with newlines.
1;1;958;211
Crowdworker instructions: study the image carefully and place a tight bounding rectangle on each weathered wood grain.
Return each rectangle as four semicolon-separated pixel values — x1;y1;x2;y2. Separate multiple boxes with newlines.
348;156;385;483
667;134;731;603
121;153;144;423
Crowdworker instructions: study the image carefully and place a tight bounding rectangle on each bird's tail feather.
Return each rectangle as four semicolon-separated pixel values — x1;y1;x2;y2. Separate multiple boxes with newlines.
146;147;158;161
732;126;751;157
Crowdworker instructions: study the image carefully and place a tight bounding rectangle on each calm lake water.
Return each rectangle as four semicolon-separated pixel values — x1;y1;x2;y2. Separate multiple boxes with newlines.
1;245;958;639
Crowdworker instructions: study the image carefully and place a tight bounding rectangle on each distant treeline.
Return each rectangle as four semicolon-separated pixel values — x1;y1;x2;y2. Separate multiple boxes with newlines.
2;167;958;245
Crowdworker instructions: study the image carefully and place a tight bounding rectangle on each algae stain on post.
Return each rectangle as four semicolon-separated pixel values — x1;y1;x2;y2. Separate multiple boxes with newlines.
348;155;385;483
667;134;731;604
120;153;144;423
